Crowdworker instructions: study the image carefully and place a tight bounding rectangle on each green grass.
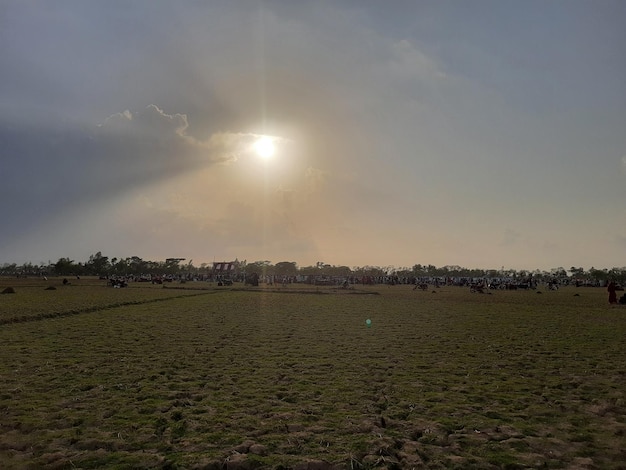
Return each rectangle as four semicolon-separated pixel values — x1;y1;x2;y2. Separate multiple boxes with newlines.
0;280;625;468
0;277;206;324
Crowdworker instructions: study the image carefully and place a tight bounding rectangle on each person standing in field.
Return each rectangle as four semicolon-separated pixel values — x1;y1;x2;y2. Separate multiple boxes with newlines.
607;280;618;305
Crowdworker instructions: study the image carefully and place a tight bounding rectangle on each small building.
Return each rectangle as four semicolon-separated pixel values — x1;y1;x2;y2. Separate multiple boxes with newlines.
213;260;238;285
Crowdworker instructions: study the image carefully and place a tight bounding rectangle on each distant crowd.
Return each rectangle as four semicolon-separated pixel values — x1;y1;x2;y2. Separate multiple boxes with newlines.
99;273;614;291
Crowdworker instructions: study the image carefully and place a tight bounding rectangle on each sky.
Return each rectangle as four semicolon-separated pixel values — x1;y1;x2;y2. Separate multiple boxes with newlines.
1;1;625;271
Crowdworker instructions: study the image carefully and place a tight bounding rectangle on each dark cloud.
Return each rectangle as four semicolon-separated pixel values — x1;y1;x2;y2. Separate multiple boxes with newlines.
0;105;254;248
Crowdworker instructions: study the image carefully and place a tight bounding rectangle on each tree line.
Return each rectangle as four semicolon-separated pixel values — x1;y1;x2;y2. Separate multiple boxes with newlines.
1;252;625;284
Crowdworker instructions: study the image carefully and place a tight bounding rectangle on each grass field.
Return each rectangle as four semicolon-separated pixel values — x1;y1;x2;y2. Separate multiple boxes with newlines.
0;278;625;469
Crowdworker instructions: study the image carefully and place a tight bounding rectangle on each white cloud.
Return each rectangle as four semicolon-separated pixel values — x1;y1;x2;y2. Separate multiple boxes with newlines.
96;105;282;169
101;109;133;126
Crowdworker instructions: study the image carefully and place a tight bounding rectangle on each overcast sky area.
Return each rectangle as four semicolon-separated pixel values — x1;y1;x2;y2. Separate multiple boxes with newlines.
1;1;625;271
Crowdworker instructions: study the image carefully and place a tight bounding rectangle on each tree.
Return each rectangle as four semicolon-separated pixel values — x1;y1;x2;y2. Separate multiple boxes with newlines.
395;267;413;278
298;264;319;276
353;265;386;278
274;261;298;277
54;258;76;276
129;256;147;275
111;257;129;275
86;251;109;275
412;264;426;276
609;267;626;284
246;261;272;276
1;263;17;276
163;258;184;274
325;265;352;277
426;264;439;276
588;267;608;284
569;267;585;278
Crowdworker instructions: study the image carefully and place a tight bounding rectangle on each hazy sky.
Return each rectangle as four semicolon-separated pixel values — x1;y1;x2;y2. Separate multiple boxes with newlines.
1;1;625;271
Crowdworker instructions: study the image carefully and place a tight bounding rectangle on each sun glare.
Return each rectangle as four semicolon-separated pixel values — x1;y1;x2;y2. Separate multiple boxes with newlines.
253;136;276;159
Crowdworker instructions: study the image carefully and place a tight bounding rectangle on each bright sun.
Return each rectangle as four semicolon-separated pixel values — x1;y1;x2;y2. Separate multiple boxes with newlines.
253;136;276;159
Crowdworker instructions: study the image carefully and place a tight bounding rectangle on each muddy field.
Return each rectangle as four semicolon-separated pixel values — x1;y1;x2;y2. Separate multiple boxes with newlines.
0;278;624;469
